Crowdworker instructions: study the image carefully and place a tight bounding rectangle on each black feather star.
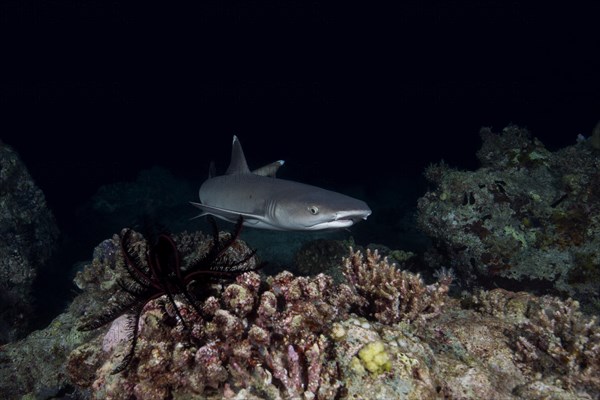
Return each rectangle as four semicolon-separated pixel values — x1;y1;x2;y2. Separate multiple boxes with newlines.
78;216;258;374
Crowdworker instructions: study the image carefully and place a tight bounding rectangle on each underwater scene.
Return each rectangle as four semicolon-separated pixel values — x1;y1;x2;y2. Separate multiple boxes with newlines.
2;125;600;399
2;2;600;400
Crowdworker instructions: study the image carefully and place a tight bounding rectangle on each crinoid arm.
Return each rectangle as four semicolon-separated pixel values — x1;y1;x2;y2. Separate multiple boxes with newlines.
205;215;245;265
185;216;258;277
78;297;139;332
120;229;157;290
110;303;145;374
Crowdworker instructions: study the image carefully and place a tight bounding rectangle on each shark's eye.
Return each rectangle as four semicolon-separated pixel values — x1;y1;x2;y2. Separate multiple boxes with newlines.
308;205;319;215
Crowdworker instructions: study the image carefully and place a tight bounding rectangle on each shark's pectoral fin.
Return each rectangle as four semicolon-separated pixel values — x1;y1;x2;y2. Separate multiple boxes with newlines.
189;202;266;224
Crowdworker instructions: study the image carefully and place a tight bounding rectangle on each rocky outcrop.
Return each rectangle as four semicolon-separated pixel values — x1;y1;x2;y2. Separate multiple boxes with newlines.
0;141;59;342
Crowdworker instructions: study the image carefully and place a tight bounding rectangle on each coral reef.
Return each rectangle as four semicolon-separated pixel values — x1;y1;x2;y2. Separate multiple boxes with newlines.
512;297;599;392
0;142;59;342
332;316;441;399
3;229;600;399
69;269;350;399
65;239;454;399
417;125;600;312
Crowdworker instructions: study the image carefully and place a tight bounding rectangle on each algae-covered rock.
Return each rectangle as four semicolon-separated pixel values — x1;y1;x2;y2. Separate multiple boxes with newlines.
418;126;600;313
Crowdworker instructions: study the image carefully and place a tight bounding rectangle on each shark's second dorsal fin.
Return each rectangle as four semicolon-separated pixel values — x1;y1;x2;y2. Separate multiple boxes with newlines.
225;135;251;175
252;160;285;177
208;161;217;179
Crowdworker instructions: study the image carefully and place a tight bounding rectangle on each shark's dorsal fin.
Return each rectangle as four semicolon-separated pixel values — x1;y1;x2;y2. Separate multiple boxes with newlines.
225;135;251;175
252;160;285;177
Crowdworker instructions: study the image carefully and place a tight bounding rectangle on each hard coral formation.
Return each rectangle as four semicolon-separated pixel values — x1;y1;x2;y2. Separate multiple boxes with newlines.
77;217;257;373
67;242;456;399
463;289;600;396
513;297;600;392
70;269;349;399
418;125;600;312
342;247;452;325
356;341;392;375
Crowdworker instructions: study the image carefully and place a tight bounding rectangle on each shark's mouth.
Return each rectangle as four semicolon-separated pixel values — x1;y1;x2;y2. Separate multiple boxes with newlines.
307;220;355;230
307;209;372;230
336;209;372;222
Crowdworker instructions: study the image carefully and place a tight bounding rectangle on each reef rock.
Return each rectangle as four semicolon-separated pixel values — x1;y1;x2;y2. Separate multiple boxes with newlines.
0;142;59;342
418;126;600;313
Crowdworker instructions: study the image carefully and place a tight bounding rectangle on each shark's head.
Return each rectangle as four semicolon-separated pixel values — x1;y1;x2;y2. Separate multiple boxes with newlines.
270;187;372;230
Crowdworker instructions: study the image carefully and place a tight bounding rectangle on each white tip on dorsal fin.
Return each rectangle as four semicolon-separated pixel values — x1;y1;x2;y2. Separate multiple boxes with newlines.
252;160;285;177
225;135;251;175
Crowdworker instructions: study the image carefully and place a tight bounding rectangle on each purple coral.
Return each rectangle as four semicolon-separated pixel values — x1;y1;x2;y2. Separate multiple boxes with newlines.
70;267;350;398
69;234;456;398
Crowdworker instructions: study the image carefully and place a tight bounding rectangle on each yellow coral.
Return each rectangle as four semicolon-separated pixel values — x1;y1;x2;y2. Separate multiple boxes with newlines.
356;341;391;375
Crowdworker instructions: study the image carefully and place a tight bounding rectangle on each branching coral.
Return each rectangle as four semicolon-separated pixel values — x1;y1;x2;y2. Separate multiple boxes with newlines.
342;247;453;325
466;288;600;394
514;296;600;392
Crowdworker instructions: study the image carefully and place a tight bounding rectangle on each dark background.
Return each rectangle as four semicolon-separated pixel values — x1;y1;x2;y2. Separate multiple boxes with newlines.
2;1;599;231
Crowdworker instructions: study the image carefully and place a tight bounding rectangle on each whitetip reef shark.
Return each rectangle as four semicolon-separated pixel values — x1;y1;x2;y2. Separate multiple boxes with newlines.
190;136;372;230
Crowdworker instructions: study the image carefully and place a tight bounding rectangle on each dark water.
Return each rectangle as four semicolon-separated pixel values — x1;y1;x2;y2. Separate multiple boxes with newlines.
2;1;599;328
